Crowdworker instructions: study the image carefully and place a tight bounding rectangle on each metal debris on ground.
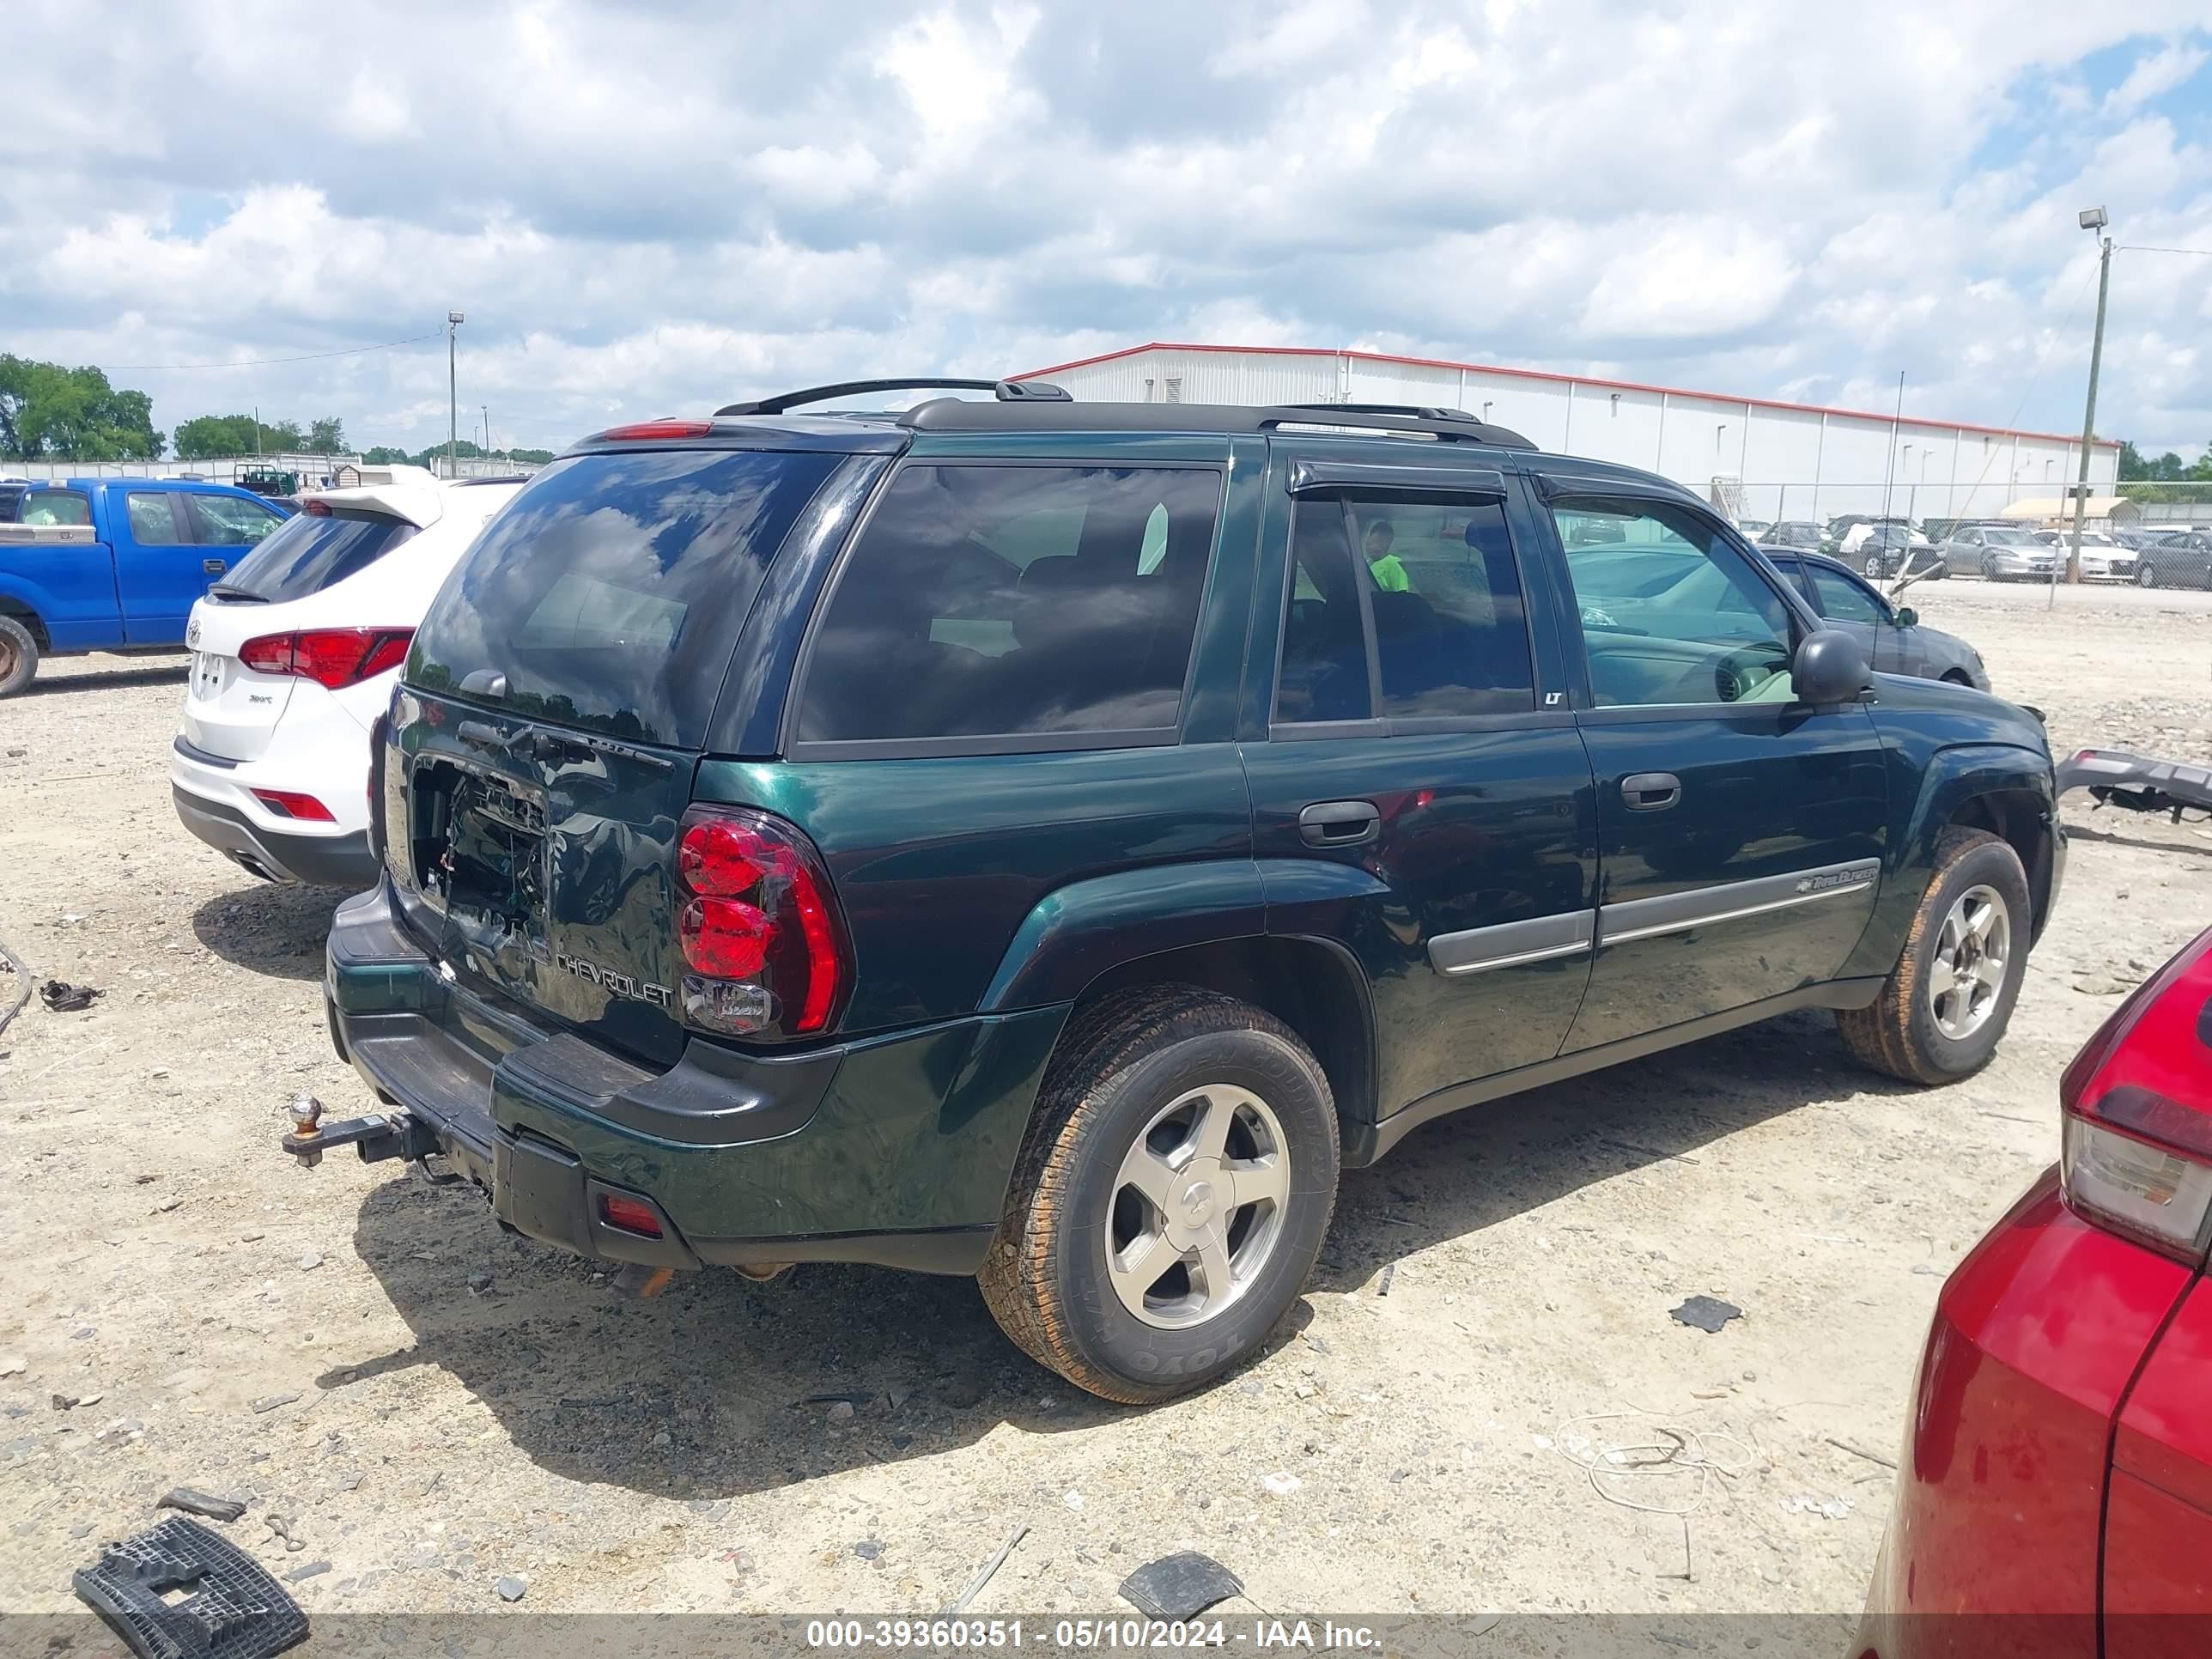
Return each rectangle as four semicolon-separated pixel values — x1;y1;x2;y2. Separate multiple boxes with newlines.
157;1487;246;1523
1669;1295;1743;1334
1547;1409;1762;1518
1120;1550;1244;1620
39;978;103;1013
1376;1262;1396;1297
0;938;29;1036
943;1522;1029;1615
1826;1436;1899;1470
72;1516;308;1659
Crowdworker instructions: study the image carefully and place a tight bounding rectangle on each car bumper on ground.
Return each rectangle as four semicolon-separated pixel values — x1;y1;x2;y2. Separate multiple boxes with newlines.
171;737;378;887
1855;1170;2191;1656
315;878;1067;1276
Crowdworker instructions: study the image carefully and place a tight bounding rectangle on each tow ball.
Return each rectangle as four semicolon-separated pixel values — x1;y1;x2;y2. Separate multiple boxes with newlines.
278;1092;420;1169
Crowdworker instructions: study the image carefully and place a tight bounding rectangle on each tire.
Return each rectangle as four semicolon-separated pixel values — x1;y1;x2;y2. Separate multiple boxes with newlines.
1837;826;2032;1085
1979;555;1997;582
2136;562;2159;589
0;615;37;698
979;987;1341;1403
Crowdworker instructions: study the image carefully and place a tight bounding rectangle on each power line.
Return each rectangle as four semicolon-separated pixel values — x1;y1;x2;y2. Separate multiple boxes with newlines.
100;331;445;372
2116;245;2212;257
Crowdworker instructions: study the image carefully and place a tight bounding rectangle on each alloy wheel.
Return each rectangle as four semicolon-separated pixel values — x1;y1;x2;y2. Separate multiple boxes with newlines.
1929;884;2010;1041
1105;1084;1291;1330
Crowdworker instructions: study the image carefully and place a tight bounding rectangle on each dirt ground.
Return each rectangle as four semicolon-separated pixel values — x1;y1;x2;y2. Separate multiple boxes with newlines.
2;578;2208;1625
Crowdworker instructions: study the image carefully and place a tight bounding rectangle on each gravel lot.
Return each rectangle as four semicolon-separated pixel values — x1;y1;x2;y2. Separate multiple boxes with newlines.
3;579;2208;1624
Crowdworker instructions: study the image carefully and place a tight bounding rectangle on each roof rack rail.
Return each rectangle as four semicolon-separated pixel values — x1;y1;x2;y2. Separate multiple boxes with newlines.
898;398;1536;449
715;378;1070;416
1280;400;1482;422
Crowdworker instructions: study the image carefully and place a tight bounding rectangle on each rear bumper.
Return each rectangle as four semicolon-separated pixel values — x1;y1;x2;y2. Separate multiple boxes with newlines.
322;878;1066;1275
172;781;376;888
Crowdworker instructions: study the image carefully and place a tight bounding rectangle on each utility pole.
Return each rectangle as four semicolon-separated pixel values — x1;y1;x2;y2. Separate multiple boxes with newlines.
483;404;492;460
2063;210;2112;593
447;311;465;478
253;404;263;459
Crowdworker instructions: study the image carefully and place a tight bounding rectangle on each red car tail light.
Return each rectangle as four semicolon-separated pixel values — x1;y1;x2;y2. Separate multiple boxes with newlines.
674;807;849;1039
2059;925;2212;1262
238;629;414;690
597;1191;664;1238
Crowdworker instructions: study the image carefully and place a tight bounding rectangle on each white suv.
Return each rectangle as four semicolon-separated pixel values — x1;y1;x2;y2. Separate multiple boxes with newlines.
170;470;523;886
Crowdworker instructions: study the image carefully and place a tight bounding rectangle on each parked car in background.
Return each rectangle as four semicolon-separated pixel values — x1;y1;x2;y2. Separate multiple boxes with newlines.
1857;923;2212;1655
171;470;521;888
1852;522;1947;580
1942;522;2056;582
2124;527;2212;589
0;478;292;696
289;382;2063;1404
1762;520;1824;550
1758;548;1989;688
1735;517;1772;538
2028;527;2125;580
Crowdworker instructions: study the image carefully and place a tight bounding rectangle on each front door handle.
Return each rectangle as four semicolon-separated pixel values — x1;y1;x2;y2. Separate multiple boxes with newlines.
202;558;227;574
1298;799;1381;847
1622;772;1680;811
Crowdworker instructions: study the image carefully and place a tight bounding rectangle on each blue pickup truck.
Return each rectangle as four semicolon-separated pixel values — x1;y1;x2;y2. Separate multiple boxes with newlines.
0;478;291;696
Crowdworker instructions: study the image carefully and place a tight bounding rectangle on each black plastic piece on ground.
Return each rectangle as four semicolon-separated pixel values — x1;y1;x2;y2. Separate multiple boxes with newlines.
1120;1551;1244;1620
73;1515;308;1659
1671;1294;1744;1333
40;978;101;1012
156;1487;246;1523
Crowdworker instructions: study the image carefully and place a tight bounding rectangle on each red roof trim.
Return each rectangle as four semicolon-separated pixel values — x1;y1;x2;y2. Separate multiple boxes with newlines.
1013;341;2118;451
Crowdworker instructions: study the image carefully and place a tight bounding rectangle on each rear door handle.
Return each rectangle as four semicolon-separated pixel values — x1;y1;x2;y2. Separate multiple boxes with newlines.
202;558;227;574
1298;799;1381;847
1622;772;1680;811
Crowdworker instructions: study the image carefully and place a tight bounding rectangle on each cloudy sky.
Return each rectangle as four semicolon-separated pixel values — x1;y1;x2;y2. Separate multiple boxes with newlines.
6;1;2209;458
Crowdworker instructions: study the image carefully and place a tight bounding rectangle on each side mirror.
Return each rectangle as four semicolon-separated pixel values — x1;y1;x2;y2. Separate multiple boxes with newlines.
1794;629;1873;705
1895;606;1919;627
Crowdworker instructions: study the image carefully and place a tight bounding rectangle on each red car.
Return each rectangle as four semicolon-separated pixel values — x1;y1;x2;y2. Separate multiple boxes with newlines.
1860;925;2212;1656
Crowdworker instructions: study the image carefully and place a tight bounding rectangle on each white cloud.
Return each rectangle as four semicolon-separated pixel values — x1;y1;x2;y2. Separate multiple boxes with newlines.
2104;40;2208;116
1;1;2209;454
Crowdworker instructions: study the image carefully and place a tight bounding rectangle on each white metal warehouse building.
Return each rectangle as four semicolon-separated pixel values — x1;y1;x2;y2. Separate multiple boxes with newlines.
1014;343;2118;526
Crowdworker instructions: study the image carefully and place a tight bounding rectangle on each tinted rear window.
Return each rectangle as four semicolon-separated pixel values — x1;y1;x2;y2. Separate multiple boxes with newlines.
410;447;841;748
219;508;419;602
793;464;1222;748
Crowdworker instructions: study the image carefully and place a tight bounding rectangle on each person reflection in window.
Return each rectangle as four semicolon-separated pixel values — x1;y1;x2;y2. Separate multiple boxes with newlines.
1364;519;1411;592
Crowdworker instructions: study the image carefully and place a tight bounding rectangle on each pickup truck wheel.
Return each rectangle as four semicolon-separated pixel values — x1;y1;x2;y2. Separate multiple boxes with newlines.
0;616;37;698
979;987;1340;1403
1837;827;2031;1085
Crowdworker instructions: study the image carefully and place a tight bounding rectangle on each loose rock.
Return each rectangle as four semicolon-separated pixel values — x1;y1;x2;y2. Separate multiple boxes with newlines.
496;1575;528;1602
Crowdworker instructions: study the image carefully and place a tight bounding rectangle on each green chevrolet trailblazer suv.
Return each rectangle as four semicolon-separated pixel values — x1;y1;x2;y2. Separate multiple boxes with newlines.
289;380;2064;1402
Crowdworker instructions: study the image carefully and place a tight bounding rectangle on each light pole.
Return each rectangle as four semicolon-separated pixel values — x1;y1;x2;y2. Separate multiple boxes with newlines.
1905;448;1929;526
446;311;465;478
483;405;492;461
2065;209;2112;590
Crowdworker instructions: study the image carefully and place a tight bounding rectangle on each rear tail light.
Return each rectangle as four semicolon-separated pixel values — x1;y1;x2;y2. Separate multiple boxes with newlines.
240;628;415;690
251;788;335;823
2058;925;2212;1262
674;806;849;1039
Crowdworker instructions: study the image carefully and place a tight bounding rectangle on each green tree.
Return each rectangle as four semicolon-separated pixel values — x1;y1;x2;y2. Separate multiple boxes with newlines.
173;414;261;459
360;445;410;465
0;356;163;460
307;416;347;455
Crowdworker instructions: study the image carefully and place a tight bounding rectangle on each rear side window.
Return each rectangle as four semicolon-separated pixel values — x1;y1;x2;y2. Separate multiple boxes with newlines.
189;493;284;545
127;492;183;544
794;464;1223;748
218;508;419;602
411;447;842;748
1273;495;1537;725
19;489;89;526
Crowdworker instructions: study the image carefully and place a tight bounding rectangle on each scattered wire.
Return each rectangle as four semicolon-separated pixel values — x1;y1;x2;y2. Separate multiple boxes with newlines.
100;331;445;372
0;938;33;1038
1546;1408;1765;1517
